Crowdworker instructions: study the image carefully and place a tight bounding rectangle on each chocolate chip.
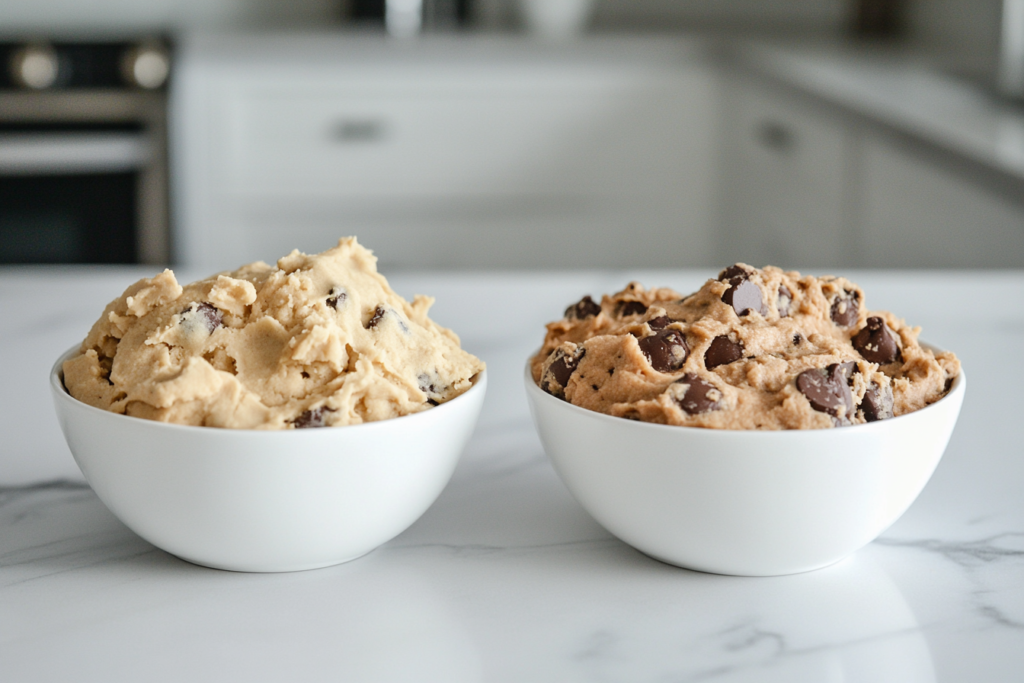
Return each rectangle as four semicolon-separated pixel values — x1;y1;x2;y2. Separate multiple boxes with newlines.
591;384;599;391
618;301;648;317
565;295;601;320
705;335;744;369
777;285;793;317
830;290;860;328
672;373;724;415
541;347;585;399
796;364;854;419
852;316;902;364
638;329;689;373
720;270;767;317
366;305;386;329
834;361;858;384
647;316;675;330
181;302;222;334
793;333;802;345
291;406;335;429
426;399;440;406
860;381;894;422
418;373;441;402
719;264;749;281
326;287;347;310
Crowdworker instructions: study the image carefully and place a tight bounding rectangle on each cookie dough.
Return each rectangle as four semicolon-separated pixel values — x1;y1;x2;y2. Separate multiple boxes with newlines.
531;264;959;430
64;238;485;429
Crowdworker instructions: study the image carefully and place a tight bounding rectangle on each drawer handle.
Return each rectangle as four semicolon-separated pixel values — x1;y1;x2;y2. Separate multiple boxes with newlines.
755;120;795;152
331;118;387;143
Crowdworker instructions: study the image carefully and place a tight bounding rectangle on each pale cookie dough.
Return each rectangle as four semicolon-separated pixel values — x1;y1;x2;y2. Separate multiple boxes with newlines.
64;238;485;429
531;264;960;430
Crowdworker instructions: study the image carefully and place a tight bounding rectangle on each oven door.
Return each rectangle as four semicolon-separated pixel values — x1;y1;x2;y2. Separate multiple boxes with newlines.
0;129;150;264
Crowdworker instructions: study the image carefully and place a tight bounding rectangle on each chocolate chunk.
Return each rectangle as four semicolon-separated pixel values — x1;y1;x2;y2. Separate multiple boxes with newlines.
326;287;347;310
705;335;744;369
793;333;802;345
541;347;586;399
618;301;648;317
718;264;750;281
366;305;386;329
647;316;675;330
724;279;766;317
181;302;222;334
720;269;767;317
565;295;601;320
672;373;724;415
852;316;902;364
777;285;793;317
796;364;854;419
860;382;894;422
834;361;858;384
638;329;689;373
830;290;860;328
291;406;335;429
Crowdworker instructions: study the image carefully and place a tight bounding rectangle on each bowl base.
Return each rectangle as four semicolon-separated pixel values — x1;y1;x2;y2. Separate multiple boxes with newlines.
638;548;852;577
169;548;376;573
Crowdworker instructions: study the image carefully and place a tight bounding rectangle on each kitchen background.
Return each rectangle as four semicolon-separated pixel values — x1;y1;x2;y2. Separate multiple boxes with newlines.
1;0;1022;271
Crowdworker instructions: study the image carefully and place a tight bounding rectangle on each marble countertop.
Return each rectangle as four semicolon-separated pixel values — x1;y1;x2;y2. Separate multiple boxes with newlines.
2;266;1023;682
724;38;1024;188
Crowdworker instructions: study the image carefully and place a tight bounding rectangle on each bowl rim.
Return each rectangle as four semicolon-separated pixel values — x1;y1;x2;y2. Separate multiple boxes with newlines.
53;344;486;436
524;342;964;438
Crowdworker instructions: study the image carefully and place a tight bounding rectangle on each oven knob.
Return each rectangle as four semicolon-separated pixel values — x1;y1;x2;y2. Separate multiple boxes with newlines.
10;44;59;90
122;44;170;89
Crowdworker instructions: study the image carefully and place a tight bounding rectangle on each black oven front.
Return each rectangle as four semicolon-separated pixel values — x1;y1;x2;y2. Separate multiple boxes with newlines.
0;40;170;265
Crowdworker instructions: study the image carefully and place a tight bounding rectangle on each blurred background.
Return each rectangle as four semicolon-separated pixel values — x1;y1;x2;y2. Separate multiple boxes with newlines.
1;0;1022;272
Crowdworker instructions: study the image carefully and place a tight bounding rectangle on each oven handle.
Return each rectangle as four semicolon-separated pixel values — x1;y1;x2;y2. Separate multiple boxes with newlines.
0;133;151;175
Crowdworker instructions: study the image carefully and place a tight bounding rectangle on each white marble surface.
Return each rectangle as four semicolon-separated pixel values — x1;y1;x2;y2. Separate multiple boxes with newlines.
2;266;1023;682
729;38;1024;186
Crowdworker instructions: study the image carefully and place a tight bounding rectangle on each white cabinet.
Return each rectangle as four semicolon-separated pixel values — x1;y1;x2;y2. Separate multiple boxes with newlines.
717;76;856;269
719;74;1024;269
172;35;720;272
861;133;1024;268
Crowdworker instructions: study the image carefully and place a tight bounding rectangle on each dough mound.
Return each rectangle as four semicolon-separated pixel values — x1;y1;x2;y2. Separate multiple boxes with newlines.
64;238;485;429
531;264;959;430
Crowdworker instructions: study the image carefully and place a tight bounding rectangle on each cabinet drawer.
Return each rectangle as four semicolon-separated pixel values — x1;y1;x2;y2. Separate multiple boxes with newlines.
218;72;698;199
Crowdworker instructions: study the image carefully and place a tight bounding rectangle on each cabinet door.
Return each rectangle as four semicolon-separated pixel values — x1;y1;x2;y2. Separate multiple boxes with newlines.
861;133;1024;268
718;78;855;269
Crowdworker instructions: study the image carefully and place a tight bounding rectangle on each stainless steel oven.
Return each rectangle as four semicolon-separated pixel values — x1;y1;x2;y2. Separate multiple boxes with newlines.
0;40;170;264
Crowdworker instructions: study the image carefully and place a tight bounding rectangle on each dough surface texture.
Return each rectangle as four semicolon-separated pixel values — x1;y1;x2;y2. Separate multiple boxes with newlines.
531;265;959;430
64;238;484;429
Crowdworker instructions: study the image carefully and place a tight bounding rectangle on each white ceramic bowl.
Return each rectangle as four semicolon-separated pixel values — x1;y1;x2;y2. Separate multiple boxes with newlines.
51;346;486;573
525;352;965;576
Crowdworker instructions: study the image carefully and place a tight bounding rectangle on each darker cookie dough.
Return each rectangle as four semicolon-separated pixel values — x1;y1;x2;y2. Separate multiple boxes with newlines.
531;265;960;430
